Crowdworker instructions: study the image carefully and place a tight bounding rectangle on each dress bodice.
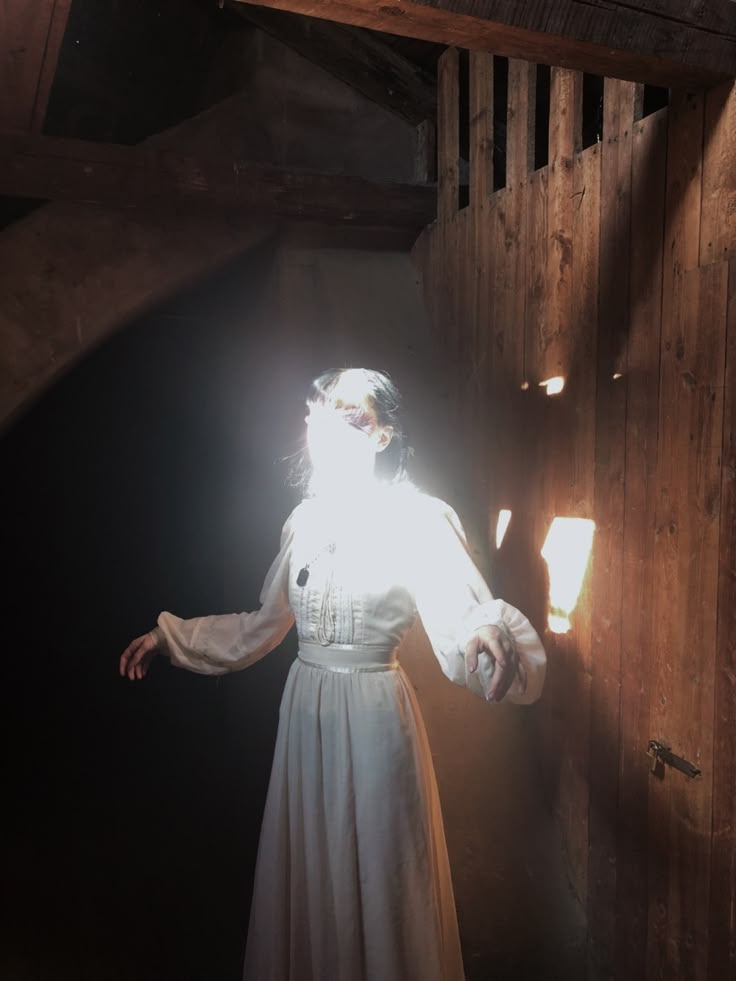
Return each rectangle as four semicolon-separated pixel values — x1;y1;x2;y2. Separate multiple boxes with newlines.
288;496;418;649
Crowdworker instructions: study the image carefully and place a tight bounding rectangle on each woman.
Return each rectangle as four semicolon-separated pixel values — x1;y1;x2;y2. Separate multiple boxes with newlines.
120;367;546;981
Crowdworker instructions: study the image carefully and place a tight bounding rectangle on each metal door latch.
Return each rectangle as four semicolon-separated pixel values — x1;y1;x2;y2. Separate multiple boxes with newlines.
647;740;701;779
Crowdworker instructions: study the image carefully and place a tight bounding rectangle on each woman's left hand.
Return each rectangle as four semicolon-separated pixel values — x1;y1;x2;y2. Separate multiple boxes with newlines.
464;624;524;702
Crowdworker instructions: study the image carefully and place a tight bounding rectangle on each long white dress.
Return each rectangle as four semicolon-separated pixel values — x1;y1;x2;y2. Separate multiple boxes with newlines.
157;484;546;981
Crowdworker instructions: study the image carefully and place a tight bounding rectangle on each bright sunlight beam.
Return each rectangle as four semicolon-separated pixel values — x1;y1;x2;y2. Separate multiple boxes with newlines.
541;517;595;634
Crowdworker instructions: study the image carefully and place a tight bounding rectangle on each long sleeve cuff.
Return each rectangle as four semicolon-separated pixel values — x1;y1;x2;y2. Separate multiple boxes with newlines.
458;599;546;705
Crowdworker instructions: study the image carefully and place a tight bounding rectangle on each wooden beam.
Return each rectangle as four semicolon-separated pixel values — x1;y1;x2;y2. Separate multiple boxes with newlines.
0;0;72;133
231;3;436;124
234;0;736;88
0;133;435;230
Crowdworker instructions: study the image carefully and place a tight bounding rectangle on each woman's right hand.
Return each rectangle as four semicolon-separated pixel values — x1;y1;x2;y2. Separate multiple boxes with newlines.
120;630;162;681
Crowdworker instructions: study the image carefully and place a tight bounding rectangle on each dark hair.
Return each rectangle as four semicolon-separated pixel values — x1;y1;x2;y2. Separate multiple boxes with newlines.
287;368;413;494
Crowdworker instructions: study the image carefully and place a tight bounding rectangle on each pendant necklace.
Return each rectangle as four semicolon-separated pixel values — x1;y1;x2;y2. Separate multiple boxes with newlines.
296;542;336;587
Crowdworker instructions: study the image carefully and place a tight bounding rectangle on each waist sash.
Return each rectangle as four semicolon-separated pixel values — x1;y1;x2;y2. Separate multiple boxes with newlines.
298;641;398;674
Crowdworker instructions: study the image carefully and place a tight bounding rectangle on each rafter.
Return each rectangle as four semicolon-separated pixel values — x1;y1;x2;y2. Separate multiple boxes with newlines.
231;3;436;124
0;133;435;230
1;0;73;133
234;0;736;87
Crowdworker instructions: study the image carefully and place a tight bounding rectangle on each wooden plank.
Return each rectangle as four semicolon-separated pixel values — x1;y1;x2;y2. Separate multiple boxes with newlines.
235;0;736;88
0;0;72;133
537;73;584;916
613;104;667;981
646;86;704;981
488;187;508;520
587;77;637;981
505;60;535;388
468;52;494;505
233;4;437;124
469;52;494;210
570;143;600;525
0;133;435;229
468;52;493;446
700;81;736;266
709;258;736;980
506;61;536;192
649;262;726;981
549;139;600;912
543;68;581;381
438;47;459;223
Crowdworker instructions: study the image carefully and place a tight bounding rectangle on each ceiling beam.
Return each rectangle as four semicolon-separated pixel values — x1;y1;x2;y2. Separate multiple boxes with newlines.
233;0;736;87
0;0;73;133
232;3;436;124
0;133;435;230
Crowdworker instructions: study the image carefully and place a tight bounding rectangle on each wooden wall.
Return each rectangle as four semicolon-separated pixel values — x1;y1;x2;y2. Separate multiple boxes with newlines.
414;49;736;981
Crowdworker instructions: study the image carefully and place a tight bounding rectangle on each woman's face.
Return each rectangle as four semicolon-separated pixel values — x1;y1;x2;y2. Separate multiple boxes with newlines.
305;394;392;487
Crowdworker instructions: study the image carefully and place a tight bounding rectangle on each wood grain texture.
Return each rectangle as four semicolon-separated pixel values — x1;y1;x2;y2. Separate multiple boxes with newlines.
709;258;736;980
614;104;667;981
0;132;435;229
415;47;736;981
647;87;705;981
506;60;536;192
544;67;581;381
587;76;637;981
469;51;493;210
700;81;736;266
235;0;736;86
0;0;72;133
650;262;726;981
438;47;459;223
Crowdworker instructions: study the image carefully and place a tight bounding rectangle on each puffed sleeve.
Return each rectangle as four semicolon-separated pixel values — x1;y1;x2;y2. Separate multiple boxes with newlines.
155;507;298;676
411;496;546;704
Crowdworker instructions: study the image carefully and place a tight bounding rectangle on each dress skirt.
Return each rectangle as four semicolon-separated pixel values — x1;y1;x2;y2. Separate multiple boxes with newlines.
242;642;465;981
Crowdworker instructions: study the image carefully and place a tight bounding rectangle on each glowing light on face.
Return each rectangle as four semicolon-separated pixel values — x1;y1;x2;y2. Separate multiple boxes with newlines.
541;517;595;634
539;376;565;396
496;509;512;549
305;399;388;497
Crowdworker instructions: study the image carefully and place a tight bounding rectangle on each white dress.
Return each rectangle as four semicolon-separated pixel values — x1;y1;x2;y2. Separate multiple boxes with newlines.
157;485;546;981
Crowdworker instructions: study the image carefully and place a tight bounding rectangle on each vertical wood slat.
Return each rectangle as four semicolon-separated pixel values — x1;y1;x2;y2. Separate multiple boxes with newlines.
588;76;637;981
506;60;536;190
417;49;735;981
469;51;494;487
543;67;582;382
650;262;726;981
710;259;736;979
646;87;706;981
700;80;736;265
524;169;548;387
469;52;494;210
559;140;601;910
504;60;536;388
438;47;460;224
570;143;600;525
614;105;667;981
